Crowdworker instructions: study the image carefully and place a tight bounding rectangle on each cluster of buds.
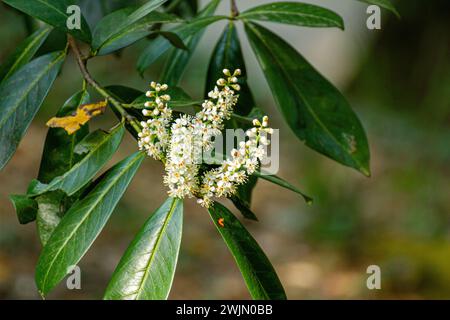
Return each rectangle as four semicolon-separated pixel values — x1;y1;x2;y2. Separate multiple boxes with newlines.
197;116;273;207
137;70;274;208
138;82;172;160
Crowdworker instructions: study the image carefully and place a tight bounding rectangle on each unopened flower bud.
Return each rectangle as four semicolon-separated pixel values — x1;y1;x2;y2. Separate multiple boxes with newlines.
253;119;261;126
223;69;231;76
146;91;152;97
217;78;227;86
231;84;240;91
161;84;168;91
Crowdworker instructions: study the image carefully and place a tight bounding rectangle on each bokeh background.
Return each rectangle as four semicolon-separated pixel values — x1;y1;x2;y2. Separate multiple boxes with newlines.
1;0;449;299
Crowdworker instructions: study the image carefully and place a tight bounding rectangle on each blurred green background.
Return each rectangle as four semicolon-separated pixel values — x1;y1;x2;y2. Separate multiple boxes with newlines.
0;0;449;299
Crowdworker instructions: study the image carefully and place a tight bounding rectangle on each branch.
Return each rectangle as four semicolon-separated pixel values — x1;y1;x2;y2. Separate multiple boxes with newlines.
231;0;239;17
67;35;141;134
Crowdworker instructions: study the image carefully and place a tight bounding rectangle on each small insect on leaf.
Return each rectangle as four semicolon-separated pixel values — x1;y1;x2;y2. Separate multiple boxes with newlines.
46;100;108;135
218;218;225;228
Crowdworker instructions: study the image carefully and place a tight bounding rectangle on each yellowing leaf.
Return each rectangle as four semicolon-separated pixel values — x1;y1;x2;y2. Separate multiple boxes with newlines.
46;100;107;134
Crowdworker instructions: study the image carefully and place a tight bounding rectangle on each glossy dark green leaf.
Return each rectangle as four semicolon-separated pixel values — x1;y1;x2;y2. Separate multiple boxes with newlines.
208;202;286;300
239;2;344;30
253;171;312;205
0;51;66;171
35;151;145;295
157;31;189;51
206;22;254;116
35;90;91;245
0;26;52;83
3;0;92;43
231;175;258;221
130;86;201;109
137;0;223;74
357;0;400;17
125;0;168;25
160;0;222;85
93;8;180;55
104;197;183;300
245;22;371;176
36;191;68;245
9;194;38;224
28;125;125;197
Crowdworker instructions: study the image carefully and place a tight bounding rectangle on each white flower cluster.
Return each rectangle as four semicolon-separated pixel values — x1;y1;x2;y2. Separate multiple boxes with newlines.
197;116;273;208
137;69;273;208
138;82;172;160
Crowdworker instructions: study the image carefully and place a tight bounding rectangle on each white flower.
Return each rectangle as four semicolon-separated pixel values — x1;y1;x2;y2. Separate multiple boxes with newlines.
137;70;272;206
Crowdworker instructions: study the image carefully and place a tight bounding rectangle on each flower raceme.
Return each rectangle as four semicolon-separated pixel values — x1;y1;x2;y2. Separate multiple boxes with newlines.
137;69;274;207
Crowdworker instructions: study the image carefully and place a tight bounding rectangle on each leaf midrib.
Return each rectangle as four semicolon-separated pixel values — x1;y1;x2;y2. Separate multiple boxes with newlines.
1;27;51;83
134;198;178;300
0;52;64;128
39;152;143;293
247;23;361;170
34;126;123;195
241;9;341;27
100;15;179;53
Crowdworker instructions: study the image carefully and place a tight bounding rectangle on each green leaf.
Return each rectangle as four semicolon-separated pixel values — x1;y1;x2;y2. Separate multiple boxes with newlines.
160;0;222;84
231;175;258;221
9;194;38;224
130;86;201;109
0;25;52;84
124;0;168;26
3;0;92;43
239;2;344;30
35;90;91;245
206;22;254;116
137;0;223;74
93;8;181;55
156;31;189;51
35;151;145;295
357;0;400;17
104;197;183;300
245;22;371;176
0;51;66;171
208;202;286;300
27;125;125;197
36;191;67;245
253;171;313;205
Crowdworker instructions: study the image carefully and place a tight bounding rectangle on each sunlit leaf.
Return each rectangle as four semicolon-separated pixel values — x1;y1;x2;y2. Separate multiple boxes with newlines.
239;2;344;29
93;8;180;55
27;125;125;197
0;51;65;171
357;0;400;17
0;25;52;84
36;152;145;295
104;197;183;300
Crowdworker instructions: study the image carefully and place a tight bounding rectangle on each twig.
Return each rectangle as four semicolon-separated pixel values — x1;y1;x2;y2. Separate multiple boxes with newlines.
231;0;239;17
67;35;141;134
